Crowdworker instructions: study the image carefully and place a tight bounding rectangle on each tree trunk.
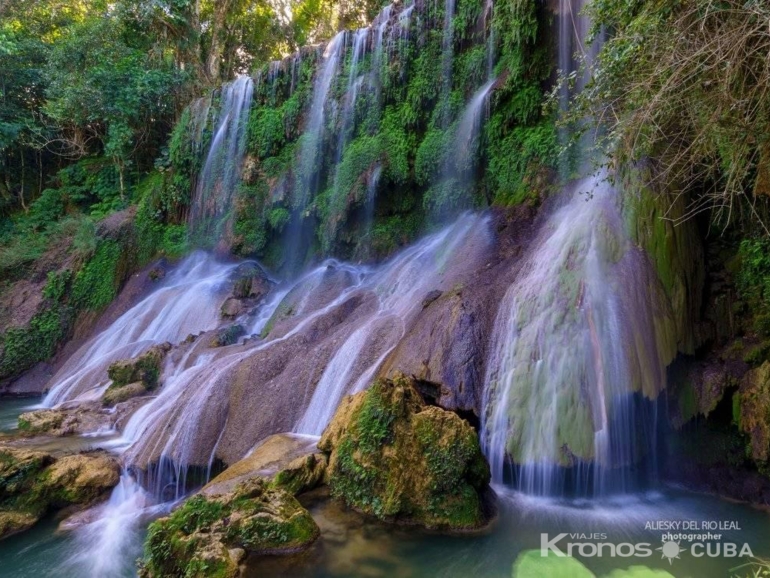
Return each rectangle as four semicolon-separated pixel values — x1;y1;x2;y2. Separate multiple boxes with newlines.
205;0;232;83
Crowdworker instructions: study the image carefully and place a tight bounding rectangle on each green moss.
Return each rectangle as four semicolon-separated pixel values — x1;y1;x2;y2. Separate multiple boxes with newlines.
71;239;122;311
141;480;319;578
323;376;490;529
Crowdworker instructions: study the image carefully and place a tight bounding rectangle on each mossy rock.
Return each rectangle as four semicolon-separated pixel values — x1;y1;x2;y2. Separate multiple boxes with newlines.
140;477;319;578
105;343;170;400
102;381;146;406
16;410;64;435
271;453;327;496
210;325;246;348
738;361;770;463
512;550;595;577
0;447;119;540
320;374;491;530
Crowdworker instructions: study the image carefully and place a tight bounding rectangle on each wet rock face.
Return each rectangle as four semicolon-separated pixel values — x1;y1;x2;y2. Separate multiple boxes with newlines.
381;289;485;413
139;478;320;578
0;447;119;539
319;375;491;530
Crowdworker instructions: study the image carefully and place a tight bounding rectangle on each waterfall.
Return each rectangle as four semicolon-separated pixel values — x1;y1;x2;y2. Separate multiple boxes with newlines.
450;78;496;184
442;0;457;106
480;0;676;497
43;253;237;406
189;75;254;242
63;473;154;578
294;32;345;210
481;173;674;495
295;213;488;435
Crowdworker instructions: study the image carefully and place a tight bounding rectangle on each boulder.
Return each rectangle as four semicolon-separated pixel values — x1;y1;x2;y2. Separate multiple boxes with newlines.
102;381;146;406
319;374;491;530
107;343;170;389
232;262;271;300
210;325;246;348
18;399;147;436
103;344;170;406
0;447;119;539
202;433;322;497
139;478;319;578
17;410;64;435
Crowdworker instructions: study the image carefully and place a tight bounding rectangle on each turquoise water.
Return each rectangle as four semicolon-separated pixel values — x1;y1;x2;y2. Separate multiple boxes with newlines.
1;485;765;578
246;487;770;578
0;397;39;433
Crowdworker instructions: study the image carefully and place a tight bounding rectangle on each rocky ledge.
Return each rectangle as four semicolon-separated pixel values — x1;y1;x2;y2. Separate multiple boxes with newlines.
0;446;120;539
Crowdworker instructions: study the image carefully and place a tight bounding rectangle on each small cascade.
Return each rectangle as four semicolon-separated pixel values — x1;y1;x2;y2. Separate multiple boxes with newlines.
294;32;345;209
43;253;237;406
369;5;393;104
442;0;457;93
334;28;370;167
64;473;154;578
363;163;382;240
189;75;254;243
451;78;496;181
285;31;346;272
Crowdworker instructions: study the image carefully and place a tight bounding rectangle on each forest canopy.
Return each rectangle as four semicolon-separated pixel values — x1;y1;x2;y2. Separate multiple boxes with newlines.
0;0;384;219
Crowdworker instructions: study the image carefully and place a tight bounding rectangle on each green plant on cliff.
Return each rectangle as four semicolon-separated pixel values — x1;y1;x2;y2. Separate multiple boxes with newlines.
737;238;770;337
578;0;770;230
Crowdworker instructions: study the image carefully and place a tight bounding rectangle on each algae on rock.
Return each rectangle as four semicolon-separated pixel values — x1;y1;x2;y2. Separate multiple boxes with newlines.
140;477;319;578
320;374;490;530
0;447;119;539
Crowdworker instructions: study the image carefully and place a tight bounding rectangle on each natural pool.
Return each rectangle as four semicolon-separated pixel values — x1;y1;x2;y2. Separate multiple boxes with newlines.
1;481;768;578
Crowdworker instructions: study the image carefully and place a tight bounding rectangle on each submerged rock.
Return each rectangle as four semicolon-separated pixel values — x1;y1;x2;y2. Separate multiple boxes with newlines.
139;478;320;578
319;374;491;530
511;551;675;578
0;447;119;539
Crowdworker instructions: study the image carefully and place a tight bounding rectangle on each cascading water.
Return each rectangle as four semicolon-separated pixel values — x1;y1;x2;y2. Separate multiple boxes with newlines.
189;75;254;242
294;213;488;435
295;32;345;209
63;474;154;578
43;253;238;406
449;78;496;185
480;0;676;497
481;173;675;495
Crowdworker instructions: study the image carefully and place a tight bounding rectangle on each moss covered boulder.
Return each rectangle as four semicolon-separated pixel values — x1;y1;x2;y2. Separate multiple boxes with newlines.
0;447;119;539
139;478;319;578
103;343;170;406
319;374;491;530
